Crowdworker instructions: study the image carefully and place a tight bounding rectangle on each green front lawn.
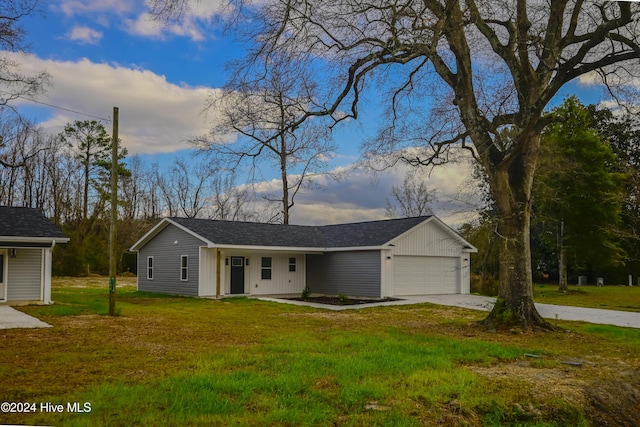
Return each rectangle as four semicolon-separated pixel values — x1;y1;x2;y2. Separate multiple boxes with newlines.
1;277;639;426
534;284;640;312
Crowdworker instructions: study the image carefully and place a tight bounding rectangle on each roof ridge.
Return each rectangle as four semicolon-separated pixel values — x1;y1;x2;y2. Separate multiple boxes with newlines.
168;216;432;248
170;215;431;229
317;215;431;228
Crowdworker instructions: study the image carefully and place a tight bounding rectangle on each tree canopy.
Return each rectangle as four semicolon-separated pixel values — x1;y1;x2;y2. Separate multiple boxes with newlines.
533;97;627;289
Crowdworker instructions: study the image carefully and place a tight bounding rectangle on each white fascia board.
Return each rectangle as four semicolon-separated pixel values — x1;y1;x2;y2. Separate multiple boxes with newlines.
323;245;385;252
129;219;170;251
129;218;214;251
211;243;324;254
0;236;69;244
214;244;385;253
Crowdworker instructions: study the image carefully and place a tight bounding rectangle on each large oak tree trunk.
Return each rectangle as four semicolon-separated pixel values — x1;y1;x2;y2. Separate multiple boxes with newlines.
558;222;568;292
480;135;555;330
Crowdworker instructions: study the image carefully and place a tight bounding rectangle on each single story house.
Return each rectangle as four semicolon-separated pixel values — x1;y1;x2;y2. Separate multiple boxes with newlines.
0;206;69;304
130;216;477;299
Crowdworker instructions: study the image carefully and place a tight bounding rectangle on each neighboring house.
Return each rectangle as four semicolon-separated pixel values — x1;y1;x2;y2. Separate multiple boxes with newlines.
130;216;477;299
0;206;69;304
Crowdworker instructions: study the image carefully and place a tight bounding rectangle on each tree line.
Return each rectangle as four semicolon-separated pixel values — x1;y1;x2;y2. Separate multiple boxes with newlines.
0;118;264;276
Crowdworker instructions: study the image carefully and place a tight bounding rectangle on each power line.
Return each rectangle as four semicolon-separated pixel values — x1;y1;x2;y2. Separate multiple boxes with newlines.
0;90;112;122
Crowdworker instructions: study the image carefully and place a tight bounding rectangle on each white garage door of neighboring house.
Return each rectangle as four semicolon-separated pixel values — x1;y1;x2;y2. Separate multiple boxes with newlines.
393;256;459;295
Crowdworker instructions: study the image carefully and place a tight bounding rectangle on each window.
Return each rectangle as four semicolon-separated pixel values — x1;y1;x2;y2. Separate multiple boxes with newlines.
181;255;188;281
261;257;272;280
289;257;296;272
147;257;153;280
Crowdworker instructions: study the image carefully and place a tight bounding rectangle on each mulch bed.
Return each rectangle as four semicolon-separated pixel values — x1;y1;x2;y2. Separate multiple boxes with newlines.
287;296;402;306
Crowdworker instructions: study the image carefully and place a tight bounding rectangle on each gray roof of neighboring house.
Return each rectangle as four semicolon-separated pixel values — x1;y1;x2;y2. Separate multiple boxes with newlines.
168;216;431;248
0;206;68;240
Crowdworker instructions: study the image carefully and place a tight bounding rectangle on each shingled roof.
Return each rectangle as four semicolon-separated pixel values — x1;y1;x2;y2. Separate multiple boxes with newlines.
0;206;68;241
166;216;431;249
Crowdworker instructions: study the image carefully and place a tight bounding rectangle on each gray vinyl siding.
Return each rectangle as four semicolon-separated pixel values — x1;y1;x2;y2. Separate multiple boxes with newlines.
137;224;205;296
306;251;381;298
7;248;42;301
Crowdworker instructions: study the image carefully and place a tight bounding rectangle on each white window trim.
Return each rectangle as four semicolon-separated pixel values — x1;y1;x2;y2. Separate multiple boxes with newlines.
147;256;154;280
181;255;188;281
261;257;272;280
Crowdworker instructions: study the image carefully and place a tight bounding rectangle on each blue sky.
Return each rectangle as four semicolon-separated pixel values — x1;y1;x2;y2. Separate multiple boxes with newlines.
8;0;625;225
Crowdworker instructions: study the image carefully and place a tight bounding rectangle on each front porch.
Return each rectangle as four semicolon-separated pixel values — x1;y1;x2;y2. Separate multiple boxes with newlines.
199;249;312;297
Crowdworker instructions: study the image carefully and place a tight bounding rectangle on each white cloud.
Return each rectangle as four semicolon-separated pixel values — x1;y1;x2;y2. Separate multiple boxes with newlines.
578;69;640;90
67;26;103;44
53;0;133;17
188;0;228;18
247;160;480;227
51;0;227;42
12;53;219;154
124;12;206;41
577;71;600;86
124;12;166;39
122;0;229;42
293;203;387;225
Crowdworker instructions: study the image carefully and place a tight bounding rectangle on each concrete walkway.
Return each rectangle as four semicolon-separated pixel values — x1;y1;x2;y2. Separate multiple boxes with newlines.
0;305;51;329
259;294;640;329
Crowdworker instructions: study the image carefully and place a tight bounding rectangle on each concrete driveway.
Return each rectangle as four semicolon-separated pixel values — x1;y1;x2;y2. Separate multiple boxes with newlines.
260;294;640;329
396;295;640;329
0;306;51;329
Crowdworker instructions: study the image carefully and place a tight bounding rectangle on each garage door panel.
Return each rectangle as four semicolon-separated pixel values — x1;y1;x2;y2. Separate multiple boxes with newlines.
393;256;458;295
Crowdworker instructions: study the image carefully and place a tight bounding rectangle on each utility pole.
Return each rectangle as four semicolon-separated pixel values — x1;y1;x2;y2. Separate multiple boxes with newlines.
108;107;119;316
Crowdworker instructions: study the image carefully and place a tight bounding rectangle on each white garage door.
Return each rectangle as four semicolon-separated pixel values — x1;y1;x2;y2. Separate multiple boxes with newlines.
393;256;459;295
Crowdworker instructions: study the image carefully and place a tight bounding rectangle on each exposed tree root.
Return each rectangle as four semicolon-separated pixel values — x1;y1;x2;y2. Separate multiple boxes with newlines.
477;298;562;332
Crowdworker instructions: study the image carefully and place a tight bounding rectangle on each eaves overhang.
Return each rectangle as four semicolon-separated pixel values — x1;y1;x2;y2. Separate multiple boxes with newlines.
322;245;386;252
209;243;325;254
0;236;70;245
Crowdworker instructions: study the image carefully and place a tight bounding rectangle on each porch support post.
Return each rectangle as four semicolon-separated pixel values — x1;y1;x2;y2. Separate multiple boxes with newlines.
43;246;53;304
216;249;221;298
